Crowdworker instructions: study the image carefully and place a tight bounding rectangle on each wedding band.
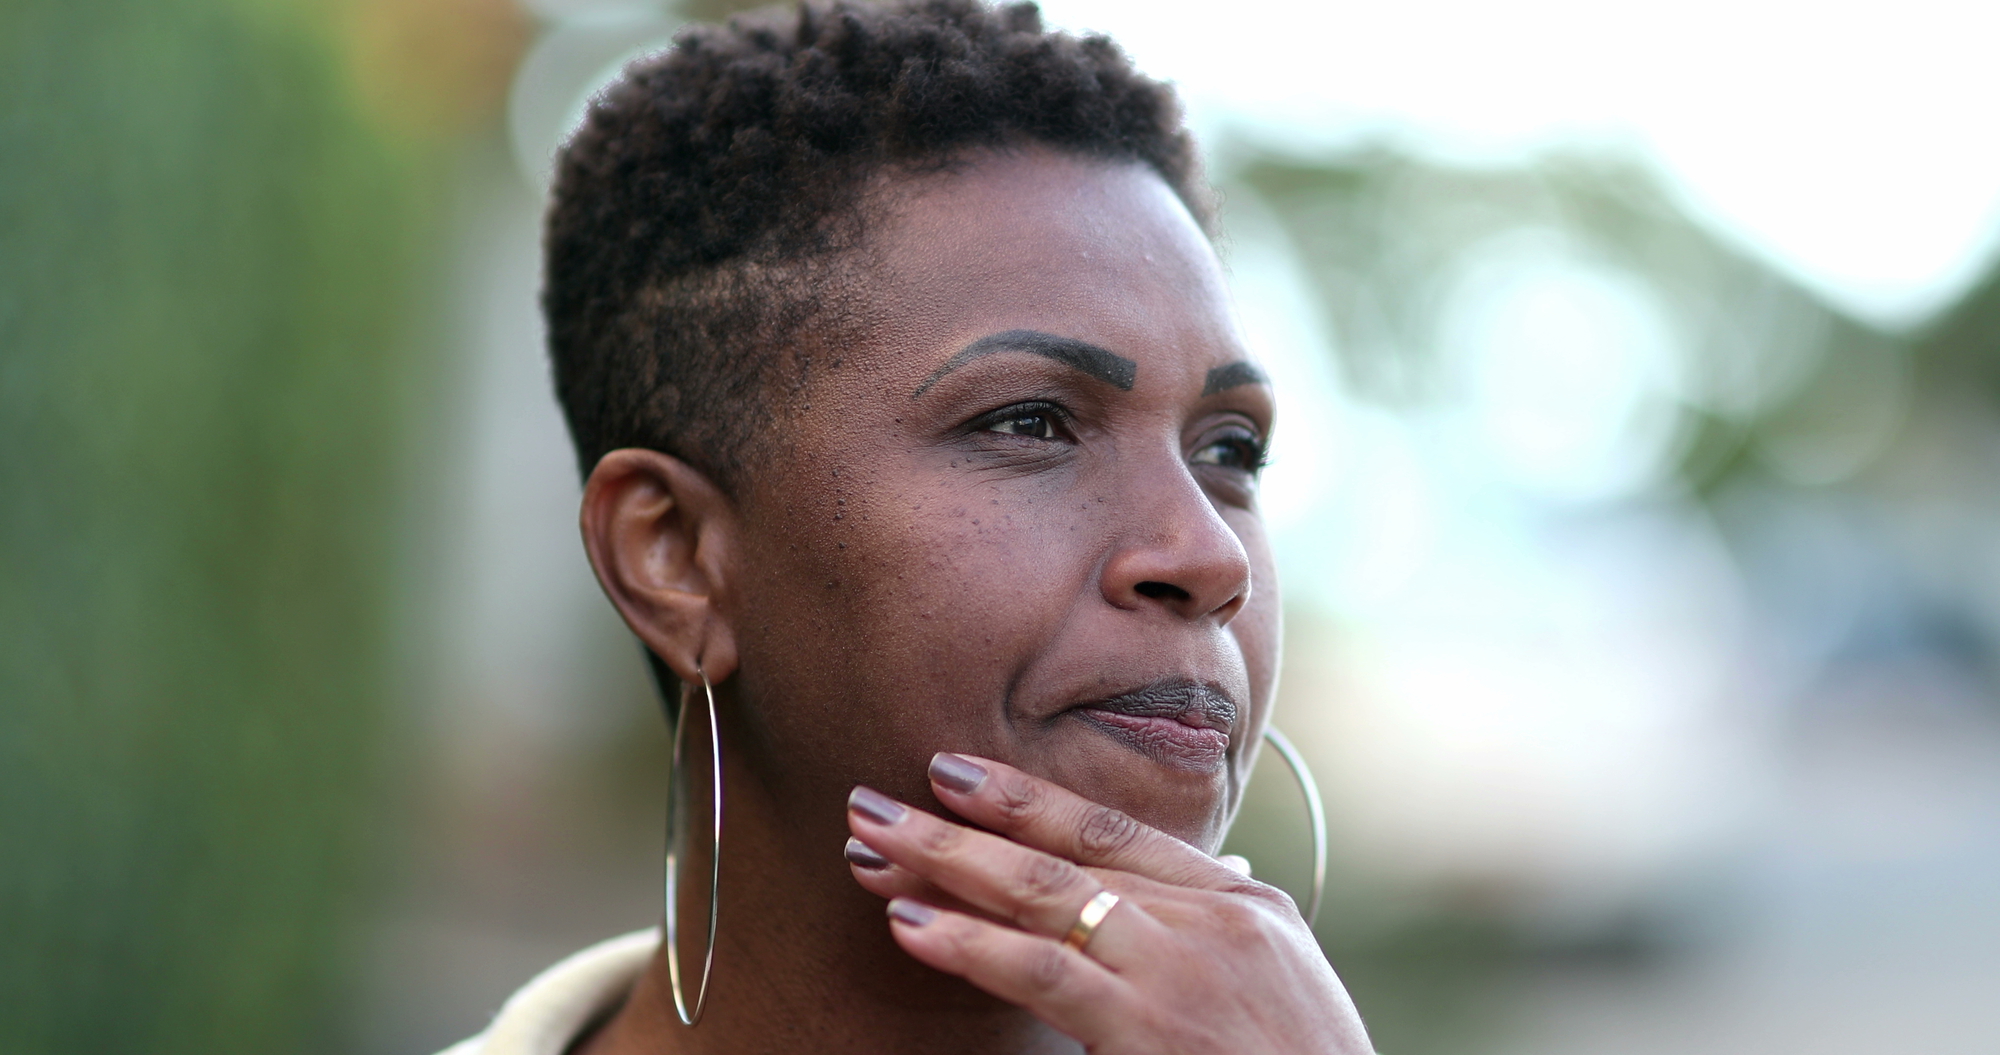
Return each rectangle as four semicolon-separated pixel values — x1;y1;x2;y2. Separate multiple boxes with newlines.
1061;889;1120;952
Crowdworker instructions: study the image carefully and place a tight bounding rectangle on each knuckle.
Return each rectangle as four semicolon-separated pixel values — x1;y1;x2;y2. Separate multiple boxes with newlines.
1075;804;1144;859
1259;884;1303;917
913;818;962;857
994;775;1039;824
1205;896;1265;938
1205;895;1289;948
936;918;980;963
1020;941;1072;995
1016;853;1081;907
1227;876;1293;908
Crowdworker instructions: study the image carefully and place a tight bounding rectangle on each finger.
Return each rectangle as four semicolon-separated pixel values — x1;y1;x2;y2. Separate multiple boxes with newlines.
1217;853;1253;876
845;837;994;920
926;752;1249;891
847;786;1164;966
885;898;1135;1048
1092;861;1310;941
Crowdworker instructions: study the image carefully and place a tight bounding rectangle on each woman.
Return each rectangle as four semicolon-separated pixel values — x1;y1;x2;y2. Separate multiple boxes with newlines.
448;1;1373;1052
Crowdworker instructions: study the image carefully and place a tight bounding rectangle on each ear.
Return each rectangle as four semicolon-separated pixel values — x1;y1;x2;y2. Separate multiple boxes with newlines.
579;448;740;684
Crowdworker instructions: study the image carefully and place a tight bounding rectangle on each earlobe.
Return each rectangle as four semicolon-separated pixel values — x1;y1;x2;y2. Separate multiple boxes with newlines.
579;448;741;685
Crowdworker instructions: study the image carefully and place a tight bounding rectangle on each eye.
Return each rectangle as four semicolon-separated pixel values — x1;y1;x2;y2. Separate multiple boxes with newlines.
985;411;1059;440
1190;430;1268;473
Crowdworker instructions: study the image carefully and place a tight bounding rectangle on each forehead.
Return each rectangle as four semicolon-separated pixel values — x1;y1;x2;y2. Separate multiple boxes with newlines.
852;149;1247;382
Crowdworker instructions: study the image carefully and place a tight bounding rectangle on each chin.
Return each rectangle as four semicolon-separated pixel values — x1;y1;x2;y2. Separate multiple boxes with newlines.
1033;718;1235;851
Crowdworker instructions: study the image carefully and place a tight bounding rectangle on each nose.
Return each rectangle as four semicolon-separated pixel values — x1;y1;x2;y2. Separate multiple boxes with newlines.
1099;463;1253;624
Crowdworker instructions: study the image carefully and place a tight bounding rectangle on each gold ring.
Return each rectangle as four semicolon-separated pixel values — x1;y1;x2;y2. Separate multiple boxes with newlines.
1061;889;1120;952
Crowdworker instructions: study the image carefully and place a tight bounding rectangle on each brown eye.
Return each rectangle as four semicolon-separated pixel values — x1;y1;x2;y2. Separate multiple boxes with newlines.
989;413;1056;440
1191;432;1268;472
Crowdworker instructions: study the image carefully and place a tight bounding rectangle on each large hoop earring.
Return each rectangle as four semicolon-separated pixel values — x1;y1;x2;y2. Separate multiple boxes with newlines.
1261;725;1327;928
664;664;722;1025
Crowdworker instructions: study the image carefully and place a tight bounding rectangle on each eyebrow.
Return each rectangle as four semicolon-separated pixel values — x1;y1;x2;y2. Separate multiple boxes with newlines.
1201;361;1269;396
912;329;1138;398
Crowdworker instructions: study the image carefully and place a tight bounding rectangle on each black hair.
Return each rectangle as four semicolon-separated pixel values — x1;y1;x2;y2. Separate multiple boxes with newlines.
542;0;1211;490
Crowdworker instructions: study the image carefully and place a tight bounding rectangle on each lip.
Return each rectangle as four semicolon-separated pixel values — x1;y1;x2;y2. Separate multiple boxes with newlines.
1067;679;1237;772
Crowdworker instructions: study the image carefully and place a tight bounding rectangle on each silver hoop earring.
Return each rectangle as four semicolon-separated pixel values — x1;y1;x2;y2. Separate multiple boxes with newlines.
1262;725;1327;927
664;665;723;1025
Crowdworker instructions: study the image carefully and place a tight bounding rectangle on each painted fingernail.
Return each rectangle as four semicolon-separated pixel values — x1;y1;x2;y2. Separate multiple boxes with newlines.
848;785;906;826
844;837;889;869
929;752;988;794
887;899;937;927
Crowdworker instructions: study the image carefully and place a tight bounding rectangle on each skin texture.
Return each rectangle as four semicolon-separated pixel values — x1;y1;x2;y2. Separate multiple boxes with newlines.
572;148;1372;1055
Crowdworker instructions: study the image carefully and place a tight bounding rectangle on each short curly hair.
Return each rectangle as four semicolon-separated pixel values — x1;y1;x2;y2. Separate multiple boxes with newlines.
543;0;1212;490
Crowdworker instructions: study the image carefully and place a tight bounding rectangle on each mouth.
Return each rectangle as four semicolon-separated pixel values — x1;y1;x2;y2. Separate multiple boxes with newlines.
1067;678;1237;772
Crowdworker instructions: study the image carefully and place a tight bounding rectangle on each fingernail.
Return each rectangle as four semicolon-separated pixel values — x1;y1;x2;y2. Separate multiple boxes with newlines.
848;785;906;826
887;899;937;927
929;752;988;794
844;837;889;869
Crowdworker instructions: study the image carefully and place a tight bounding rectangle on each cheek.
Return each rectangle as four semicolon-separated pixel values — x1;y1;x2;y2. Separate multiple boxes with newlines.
1228;513;1283;703
833;482;1088;679
732;466;1096;757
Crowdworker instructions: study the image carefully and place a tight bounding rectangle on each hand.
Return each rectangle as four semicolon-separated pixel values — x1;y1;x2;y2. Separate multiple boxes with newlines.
843;753;1374;1054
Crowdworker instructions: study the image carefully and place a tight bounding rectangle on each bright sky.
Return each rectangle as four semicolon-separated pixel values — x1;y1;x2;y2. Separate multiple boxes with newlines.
1037;0;2000;330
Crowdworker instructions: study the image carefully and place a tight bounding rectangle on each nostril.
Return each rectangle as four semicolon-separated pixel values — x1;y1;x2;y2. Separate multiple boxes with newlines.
1134;581;1191;602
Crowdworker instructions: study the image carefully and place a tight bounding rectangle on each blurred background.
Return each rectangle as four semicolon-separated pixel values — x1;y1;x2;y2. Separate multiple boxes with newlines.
4;0;1998;1052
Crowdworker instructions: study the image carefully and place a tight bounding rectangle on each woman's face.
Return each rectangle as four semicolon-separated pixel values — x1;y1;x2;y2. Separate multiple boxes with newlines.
725;148;1278;853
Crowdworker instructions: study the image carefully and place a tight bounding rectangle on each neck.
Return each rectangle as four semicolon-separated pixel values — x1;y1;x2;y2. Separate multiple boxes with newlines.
575;734;1081;1055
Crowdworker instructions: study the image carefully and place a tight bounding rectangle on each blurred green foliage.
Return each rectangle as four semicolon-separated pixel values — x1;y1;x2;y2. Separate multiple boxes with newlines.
0;0;438;1050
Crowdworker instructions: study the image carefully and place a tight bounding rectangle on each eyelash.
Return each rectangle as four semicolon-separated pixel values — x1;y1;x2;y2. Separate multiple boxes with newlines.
975;403;1268;475
1192;431;1270;475
973;401;1071;442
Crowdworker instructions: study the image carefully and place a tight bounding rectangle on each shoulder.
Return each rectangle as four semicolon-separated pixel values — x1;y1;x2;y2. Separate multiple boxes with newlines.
435;928;660;1055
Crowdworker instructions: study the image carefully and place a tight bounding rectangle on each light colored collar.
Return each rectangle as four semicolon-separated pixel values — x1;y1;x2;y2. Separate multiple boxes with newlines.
437;928;660;1055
